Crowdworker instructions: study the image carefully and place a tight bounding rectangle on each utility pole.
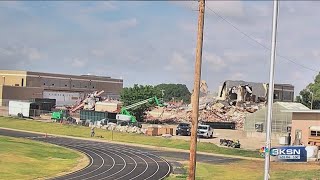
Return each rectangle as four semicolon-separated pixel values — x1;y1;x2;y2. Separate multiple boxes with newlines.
264;0;279;180
188;0;205;180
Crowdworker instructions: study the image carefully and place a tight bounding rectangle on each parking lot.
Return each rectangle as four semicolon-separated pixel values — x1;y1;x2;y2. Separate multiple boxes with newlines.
143;124;280;150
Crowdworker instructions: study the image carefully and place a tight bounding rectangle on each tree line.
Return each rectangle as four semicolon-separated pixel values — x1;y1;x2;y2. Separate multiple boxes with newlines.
120;83;191;121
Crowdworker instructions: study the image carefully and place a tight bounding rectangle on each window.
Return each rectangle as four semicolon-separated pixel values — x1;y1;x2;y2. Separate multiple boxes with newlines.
52;83;54;86
43;83;46;85
283;91;293;101
310;131;320;137
65;84;67;87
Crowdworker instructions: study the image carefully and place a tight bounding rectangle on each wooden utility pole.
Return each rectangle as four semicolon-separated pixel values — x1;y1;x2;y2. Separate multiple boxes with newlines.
188;0;205;180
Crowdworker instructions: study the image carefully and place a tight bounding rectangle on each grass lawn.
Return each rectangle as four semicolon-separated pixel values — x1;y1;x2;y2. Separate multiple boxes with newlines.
0;116;260;158
0;135;87;180
167;160;320;180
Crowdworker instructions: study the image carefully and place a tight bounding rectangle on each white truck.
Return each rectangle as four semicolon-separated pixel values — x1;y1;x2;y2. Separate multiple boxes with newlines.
197;124;214;138
9;101;39;118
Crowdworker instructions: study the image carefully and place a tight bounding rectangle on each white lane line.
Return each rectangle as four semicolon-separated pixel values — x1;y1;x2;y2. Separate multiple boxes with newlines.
63;143;119;180
113;151;137;180
44;138;171;180
66;143;129;180
107;144;171;180
87;144;150;180
92;144;162;180
145;153;171;180
48;146;94;180
62;145;107;180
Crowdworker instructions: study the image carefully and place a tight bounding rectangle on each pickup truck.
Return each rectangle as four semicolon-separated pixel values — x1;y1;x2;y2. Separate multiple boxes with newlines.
176;123;191;136
197;124;214;138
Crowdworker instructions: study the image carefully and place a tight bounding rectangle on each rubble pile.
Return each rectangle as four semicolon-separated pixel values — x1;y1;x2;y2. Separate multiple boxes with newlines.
146;96;266;129
101;123;145;134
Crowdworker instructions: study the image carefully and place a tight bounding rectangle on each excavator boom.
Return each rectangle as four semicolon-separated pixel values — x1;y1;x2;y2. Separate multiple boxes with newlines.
118;96;163;123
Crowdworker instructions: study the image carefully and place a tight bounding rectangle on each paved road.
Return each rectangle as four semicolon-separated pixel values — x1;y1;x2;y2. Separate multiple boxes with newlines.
0;128;240;180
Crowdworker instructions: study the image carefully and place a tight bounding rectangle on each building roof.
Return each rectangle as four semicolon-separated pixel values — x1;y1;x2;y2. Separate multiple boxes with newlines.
0;70;123;82
276;102;309;111
281;110;320;113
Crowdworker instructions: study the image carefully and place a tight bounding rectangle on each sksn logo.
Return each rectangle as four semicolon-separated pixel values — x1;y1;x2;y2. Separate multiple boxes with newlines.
270;148;301;156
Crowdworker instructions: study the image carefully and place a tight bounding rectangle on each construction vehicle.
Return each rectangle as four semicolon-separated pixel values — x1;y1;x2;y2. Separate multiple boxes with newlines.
71;90;105;112
117;96;164;126
51;109;70;122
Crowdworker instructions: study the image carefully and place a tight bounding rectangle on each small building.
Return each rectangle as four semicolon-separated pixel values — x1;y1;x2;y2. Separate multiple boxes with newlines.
218;80;294;102
244;102;309;139
284;110;320;146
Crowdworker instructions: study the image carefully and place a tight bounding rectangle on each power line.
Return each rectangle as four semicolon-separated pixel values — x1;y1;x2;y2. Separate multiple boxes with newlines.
205;5;319;73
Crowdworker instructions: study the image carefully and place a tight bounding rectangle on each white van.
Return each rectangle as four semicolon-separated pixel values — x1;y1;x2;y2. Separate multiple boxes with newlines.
197;124;214;138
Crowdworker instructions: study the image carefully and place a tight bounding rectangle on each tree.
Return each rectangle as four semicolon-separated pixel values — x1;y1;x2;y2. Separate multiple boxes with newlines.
120;84;162;122
155;83;191;103
296;72;320;109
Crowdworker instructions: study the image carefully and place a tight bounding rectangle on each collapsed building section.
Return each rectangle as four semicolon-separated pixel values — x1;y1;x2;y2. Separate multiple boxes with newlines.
147;80;295;130
217;80;294;104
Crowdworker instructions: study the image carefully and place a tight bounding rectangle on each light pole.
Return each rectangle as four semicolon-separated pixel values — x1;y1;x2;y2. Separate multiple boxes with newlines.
310;91;314;110
264;0;279;180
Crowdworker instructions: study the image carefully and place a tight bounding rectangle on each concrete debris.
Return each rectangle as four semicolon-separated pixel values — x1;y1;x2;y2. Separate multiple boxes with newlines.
99;124;145;134
146;95;265;129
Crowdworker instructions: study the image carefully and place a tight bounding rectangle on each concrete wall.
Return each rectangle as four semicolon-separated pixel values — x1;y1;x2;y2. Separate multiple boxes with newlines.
291;112;320;145
26;71;123;98
0;85;43;106
0;70;27;87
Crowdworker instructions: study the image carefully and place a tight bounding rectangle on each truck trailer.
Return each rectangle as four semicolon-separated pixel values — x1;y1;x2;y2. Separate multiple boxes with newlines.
9;101;39;118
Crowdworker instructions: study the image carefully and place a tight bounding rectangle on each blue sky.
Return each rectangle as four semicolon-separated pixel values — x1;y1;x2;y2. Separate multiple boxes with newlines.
0;1;319;95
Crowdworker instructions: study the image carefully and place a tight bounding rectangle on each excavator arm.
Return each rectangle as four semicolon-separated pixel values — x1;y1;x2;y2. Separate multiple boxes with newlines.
118;96;163;123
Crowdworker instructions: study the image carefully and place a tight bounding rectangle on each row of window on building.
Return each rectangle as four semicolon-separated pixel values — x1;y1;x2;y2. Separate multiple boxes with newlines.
43;82;96;89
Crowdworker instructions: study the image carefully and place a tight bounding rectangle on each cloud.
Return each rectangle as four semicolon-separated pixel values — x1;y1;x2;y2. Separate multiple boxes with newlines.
108;18;138;30
173;1;244;17
292;71;304;80
0;1;319;94
0;44;46;61
203;52;226;71
228;72;247;80
165;52;194;83
79;2;117;13
165;52;190;72
70;58;87;68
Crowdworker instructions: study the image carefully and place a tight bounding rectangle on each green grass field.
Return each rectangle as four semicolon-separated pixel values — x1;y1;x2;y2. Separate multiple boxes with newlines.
167;160;320;180
0;116;260;158
0;135;86;180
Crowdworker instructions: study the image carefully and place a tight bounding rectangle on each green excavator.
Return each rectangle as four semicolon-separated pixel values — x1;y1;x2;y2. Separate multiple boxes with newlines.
117;96;164;125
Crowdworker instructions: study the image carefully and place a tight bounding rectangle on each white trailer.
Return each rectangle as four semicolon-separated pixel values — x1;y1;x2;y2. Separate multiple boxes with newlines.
9;101;39;117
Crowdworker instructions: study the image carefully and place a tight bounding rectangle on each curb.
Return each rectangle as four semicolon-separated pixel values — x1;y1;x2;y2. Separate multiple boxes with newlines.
0;127;263;161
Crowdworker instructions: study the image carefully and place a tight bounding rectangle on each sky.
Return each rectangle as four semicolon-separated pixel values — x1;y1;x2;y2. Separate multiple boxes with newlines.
0;1;319;96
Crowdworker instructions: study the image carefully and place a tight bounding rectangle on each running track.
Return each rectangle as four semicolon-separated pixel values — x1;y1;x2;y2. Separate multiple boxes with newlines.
0;129;171;180
0;128;240;180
